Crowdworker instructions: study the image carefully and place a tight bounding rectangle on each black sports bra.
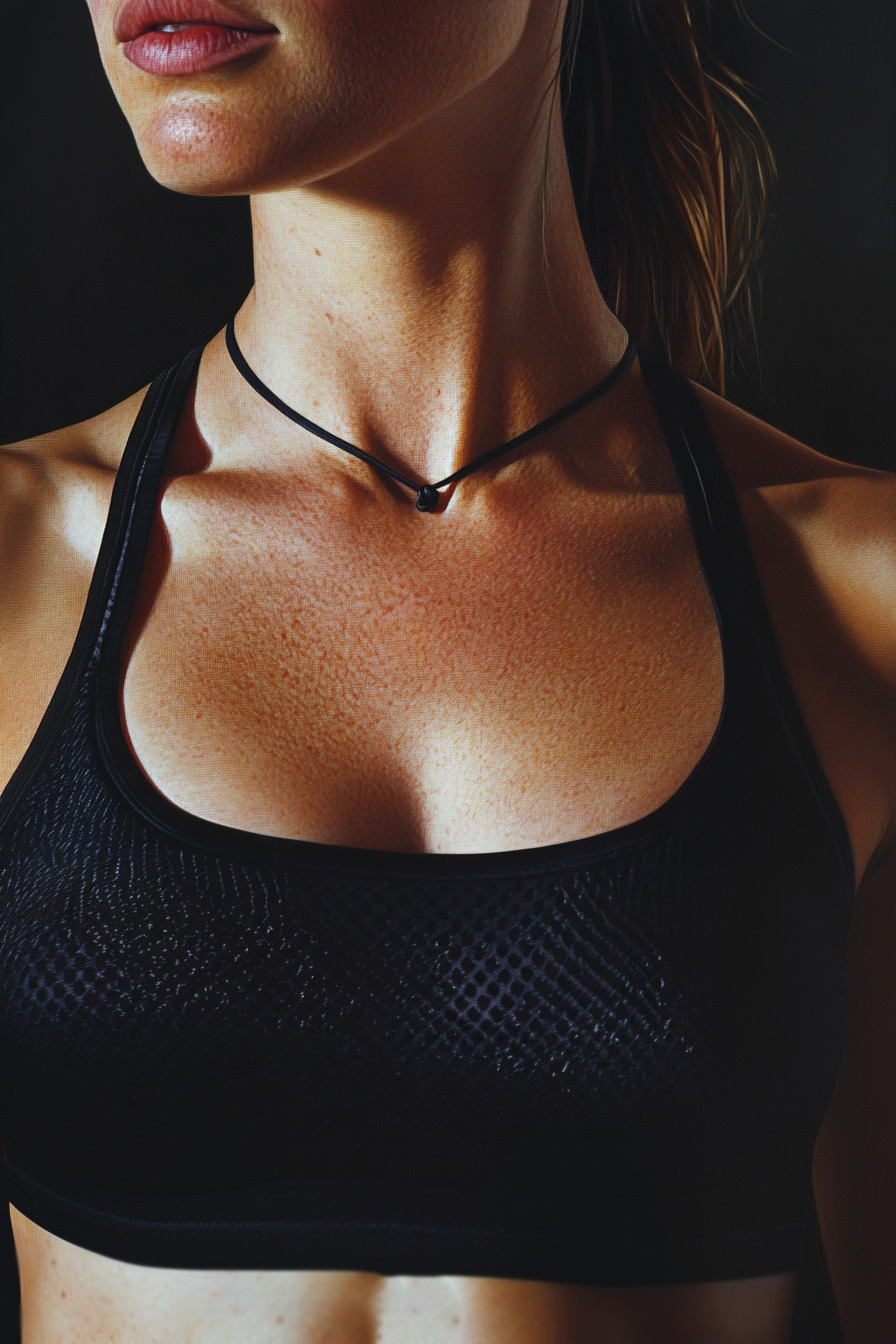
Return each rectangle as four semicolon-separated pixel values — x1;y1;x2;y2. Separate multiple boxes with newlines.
0;343;855;1285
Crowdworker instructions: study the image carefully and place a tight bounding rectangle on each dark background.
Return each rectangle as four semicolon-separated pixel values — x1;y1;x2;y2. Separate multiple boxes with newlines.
1;1;893;1339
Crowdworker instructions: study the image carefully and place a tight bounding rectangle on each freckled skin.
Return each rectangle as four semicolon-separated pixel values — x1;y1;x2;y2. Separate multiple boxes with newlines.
8;0;886;1340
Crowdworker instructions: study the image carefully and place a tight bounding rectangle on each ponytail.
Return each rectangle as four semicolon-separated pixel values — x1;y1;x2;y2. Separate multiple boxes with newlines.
559;0;776;394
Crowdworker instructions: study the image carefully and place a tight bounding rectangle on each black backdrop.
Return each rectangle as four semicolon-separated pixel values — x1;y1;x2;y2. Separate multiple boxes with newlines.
1;1;894;1340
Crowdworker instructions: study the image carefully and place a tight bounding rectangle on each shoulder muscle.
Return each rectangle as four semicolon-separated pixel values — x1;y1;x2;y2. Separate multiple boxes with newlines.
693;385;896;852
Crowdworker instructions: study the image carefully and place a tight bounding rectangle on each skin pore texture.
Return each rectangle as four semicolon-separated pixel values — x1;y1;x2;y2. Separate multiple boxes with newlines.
2;0;895;1340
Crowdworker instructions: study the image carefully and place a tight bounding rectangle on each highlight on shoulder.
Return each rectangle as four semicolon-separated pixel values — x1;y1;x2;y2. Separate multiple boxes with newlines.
0;386;152;792
691;380;889;490
694;380;896;856
0;384;153;568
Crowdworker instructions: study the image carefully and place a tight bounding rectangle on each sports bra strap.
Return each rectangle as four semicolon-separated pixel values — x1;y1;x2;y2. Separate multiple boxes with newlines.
0;345;204;839
92;344;204;676
636;349;752;647
637;349;856;909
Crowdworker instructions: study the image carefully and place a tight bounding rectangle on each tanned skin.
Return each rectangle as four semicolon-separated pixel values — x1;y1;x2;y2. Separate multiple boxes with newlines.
1;1;893;1339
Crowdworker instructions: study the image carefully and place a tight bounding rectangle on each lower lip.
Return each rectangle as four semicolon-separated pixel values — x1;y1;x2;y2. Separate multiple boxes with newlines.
122;25;277;76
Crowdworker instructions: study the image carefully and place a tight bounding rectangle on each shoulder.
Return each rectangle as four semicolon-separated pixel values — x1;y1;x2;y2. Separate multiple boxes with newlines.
0;383;150;477
690;383;896;659
0;386;150;573
693;381;896;850
691;379;890;496
0;386;150;671
0;387;152;784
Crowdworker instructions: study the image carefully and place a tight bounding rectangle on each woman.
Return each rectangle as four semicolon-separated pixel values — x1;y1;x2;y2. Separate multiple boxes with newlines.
0;1;893;1340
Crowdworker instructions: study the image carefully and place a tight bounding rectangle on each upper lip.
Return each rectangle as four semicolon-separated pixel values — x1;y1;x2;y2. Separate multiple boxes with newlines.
114;0;278;42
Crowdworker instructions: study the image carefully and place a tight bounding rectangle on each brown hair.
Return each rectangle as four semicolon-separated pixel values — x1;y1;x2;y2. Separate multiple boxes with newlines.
557;0;776;394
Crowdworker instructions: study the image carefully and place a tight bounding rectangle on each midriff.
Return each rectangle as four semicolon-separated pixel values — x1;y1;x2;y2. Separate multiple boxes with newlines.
11;1208;797;1344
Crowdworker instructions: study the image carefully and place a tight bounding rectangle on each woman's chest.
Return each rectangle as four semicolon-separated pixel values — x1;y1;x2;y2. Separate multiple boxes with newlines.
97;464;882;883
119;487;725;854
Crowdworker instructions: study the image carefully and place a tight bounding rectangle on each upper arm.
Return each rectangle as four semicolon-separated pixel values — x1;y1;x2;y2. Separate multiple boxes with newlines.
814;467;896;712
0;445;45;617
820;468;896;864
813;833;896;1342
0;444;51;790
812;476;896;1341
0;444;55;699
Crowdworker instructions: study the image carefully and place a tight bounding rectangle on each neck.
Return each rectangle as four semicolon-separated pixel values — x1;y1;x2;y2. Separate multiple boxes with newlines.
213;41;628;493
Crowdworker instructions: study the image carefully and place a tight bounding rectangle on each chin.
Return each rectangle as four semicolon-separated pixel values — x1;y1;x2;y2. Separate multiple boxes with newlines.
126;82;400;197
129;96;261;195
130;94;308;195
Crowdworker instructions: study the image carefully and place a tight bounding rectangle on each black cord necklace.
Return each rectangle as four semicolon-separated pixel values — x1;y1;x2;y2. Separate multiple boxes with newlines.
224;317;636;513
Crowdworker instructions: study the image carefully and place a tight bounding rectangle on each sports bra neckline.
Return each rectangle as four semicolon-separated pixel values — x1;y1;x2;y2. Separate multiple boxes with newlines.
90;338;751;875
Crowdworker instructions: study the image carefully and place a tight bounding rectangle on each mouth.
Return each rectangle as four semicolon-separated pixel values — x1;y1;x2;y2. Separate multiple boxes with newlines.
114;0;278;43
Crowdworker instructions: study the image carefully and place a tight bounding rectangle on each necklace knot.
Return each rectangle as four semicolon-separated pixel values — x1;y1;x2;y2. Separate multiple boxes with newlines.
416;484;440;513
